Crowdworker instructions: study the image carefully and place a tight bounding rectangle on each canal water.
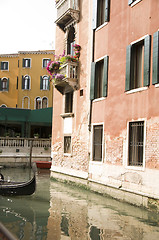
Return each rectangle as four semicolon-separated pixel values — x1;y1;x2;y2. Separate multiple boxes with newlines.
0;168;159;240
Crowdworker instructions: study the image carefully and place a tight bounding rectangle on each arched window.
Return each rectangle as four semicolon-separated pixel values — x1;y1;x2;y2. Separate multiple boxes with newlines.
42;97;48;108
35;97;42;109
40;76;50;90
22;75;30;90
0;78;9;91
67;27;75;56
22;96;30;109
0;104;7;108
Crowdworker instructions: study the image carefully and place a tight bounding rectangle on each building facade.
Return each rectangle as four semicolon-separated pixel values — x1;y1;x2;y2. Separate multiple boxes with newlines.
51;0;159;209
0;51;54;138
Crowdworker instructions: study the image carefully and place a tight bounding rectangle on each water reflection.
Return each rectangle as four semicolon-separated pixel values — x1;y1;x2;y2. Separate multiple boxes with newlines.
0;168;159;239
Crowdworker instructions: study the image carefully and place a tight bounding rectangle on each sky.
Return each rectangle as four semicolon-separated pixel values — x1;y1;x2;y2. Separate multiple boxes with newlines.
0;0;56;54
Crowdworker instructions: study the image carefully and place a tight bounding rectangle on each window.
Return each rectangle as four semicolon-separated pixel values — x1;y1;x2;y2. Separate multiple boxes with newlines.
42;97;48;108
43;59;50;68
22;58;31;68
35;97;42;109
90;56;109;100
152;31;159;85
1;61;9;70
128;121;144;167
40;76;50;90
0;78;9;91
0;104;7;108
92;0;110;30
64;136;71;154
65;92;73;113
125;35;151;91
67;27;75;55
22;97;30;109
92;125;103;161
22;75;30;90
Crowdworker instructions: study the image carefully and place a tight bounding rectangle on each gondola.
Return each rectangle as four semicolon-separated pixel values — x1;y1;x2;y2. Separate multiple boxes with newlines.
0;174;36;196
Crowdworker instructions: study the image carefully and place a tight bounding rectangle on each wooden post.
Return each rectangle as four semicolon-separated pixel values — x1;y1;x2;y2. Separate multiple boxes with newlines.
29;140;33;168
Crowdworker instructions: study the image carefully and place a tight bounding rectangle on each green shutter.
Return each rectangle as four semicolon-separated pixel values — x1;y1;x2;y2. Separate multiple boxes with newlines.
7;78;9;91
105;0;110;22
40;76;43;90
22;59;25;67
92;0;97;30
0;78;2;91
27;77;30;89
103;56;109;97
144;35;151;87
125;45;132;91
22;75;24;89
90;62;96;100
28;59;31;68
152;31;159;85
47;77;50;90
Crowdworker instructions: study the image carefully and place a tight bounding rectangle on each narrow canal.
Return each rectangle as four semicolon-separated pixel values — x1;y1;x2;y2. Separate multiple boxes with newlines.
0;168;159;240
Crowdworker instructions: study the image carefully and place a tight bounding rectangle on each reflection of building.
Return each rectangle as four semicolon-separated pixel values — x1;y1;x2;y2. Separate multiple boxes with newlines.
0;51;54;138
51;1;159;208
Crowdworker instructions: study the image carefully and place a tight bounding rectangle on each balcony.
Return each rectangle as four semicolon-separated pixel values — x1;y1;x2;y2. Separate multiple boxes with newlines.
54;61;78;92
55;0;80;31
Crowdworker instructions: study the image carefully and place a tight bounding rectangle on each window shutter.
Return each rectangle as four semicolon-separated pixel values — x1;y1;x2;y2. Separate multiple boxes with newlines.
40;76;43;90
47;77;50;90
90;62;96;100
128;0;133;5
144;35;151;87
125;45;132;91
7;78;9;91
103;56;109;97
27;77;30;90
22;59;25;67
22;76;24;89
92;0;97;30
105;0;110;22
0;78;2;91
28;59;31;68
152;31;159;85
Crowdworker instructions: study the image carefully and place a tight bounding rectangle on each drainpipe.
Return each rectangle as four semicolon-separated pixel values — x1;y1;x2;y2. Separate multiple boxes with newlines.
88;30;95;132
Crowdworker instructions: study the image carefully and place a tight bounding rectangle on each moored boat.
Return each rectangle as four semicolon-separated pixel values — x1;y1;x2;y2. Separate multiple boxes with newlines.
35;161;52;169
0;174;36;196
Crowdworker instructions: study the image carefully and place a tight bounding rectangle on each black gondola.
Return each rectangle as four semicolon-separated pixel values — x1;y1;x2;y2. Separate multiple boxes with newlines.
0;174;36;196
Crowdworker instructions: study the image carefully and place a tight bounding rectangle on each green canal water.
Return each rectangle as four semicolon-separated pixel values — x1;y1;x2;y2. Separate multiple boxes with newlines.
0;168;159;240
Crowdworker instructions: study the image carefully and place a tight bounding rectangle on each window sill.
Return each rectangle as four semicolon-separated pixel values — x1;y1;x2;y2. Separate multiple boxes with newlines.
130;0;142;7
64;153;72;157
126;86;148;95
1;70;9;71
93;97;106;103
125;165;145;172
96;22;108;32
60;113;74;118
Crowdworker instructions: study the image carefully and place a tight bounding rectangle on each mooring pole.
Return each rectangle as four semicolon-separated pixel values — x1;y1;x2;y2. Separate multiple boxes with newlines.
29;140;33;168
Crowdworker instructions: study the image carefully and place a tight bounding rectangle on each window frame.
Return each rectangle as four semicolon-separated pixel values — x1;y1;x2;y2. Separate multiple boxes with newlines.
91;123;104;163
40;75;50;90
0;77;9;92
22;58;31;68
64;135;72;155
35;97;42;109
92;0;110;30
42;58;51;68
42;97;48;108
125;35;151;93
1;61;9;71
22;75;31;90
125;119;146;171
22;96;30;109
90;55;109;101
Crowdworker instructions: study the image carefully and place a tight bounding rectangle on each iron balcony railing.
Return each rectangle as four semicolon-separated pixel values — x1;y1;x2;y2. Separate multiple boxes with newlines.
55;0;80;31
